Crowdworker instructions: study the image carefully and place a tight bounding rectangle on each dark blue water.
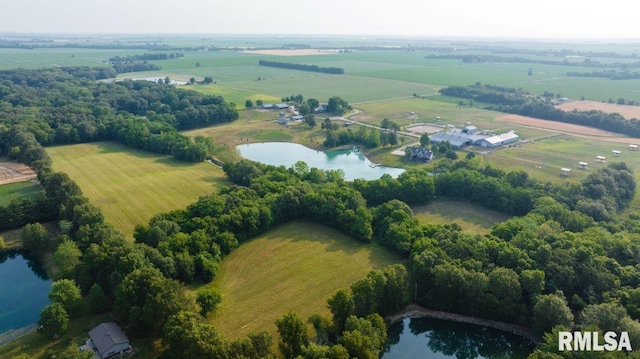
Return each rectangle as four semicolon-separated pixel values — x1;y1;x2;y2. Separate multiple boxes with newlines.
383;318;535;359
0;250;51;334
237;142;405;181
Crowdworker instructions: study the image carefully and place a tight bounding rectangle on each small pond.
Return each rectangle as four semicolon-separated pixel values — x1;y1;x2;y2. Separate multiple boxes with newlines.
0;250;51;339
383;317;535;359
236;142;405;181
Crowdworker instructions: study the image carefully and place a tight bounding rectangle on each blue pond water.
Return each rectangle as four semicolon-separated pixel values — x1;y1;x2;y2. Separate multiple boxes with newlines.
237;142;405;181
0;250;51;336
383;317;535;359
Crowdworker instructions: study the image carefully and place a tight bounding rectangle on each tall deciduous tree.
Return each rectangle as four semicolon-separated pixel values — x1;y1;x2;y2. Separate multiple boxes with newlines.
38;302;69;339
532;292;574;336
275;311;309;359
49;279;83;317
21;222;48;253
53;239;82;279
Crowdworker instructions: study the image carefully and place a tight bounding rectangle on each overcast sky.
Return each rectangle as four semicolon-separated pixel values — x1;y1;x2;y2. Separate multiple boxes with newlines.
2;0;639;39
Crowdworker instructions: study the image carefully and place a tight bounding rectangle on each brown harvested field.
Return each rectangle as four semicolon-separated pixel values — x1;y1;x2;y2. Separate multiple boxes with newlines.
556;101;640;120
241;49;339;56
0;162;37;185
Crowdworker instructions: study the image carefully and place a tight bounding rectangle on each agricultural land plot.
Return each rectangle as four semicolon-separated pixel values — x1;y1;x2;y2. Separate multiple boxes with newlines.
483;134;640;183
0;161;37;185
412;198;510;234
46;142;228;236
556;101;640;120
209;220;401;342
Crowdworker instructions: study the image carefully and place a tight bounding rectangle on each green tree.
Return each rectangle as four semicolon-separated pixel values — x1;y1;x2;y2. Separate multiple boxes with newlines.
163;310;230;359
21;222;48;253
0;235;5;250
203;76;213;84
340;314;386;359
53;239;82;279
532;292;574;336
298;102;311;116
38;302;69;338
49;279;83;317
245;99;254;108
420;134;430;147
275;311;309;359
196;288;222;317
88;283;109;314
307;98;320;112
328;289;354;335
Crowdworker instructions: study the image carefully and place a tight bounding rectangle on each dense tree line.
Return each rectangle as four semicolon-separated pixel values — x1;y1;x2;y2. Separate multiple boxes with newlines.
439;83;529;106
109;52;184;62
258;59;345;74
426;54;640;69
0;67;238;162
567;70;640;80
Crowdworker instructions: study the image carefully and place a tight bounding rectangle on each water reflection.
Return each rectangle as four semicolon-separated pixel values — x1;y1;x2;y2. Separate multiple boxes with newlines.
384;318;534;359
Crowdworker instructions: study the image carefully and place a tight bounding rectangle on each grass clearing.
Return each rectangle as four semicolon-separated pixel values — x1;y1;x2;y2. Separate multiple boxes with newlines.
209;220;401;342
413;198;510;234
0;181;43;206
46;142;228;236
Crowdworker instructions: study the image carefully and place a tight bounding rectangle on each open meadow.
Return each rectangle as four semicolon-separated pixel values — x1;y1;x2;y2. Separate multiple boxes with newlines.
208;220;401;343
412;198;510;234
46;142;228;236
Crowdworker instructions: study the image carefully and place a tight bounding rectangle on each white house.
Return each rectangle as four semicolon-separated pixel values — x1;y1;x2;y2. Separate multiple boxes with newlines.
85;323;131;359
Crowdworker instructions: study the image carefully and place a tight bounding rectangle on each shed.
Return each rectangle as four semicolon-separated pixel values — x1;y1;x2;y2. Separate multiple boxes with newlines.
630;145;638;151
561;168;571;176
613;150;622;157
578;161;588;169
86;323;131;359
275;103;290;110
596;156;607;163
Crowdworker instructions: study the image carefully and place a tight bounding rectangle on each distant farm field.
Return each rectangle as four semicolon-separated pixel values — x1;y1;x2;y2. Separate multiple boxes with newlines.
556;101;640;120
210;220;401;342
46;142;228;236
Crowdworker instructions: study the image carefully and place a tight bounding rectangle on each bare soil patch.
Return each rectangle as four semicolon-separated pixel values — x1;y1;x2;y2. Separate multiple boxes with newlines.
556;101;640;120
406;123;444;135
0;162;37;185
241;49;340;56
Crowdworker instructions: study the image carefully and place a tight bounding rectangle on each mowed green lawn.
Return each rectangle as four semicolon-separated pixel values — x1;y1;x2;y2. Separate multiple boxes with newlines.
413;198;510;235
0;181;43;206
209;220;401;342
47;142;228;236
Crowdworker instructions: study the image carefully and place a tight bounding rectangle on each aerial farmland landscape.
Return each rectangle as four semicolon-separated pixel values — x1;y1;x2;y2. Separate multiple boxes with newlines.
2;1;640;358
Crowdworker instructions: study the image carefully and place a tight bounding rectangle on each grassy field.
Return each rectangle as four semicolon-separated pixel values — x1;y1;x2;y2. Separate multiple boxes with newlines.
46;142;228;236
0;181;43;206
209;220;401;343
413;198;510;234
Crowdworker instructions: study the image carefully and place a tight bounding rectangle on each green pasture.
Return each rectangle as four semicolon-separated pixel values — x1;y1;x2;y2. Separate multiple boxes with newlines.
483;135;640;183
0;181;43;206
413;198;510;234
209;220;401;342
46;142;228;237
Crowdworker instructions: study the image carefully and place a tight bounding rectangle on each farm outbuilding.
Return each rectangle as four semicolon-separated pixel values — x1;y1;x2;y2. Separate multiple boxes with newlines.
578;162;588;169
630;145;638;151
429;131;474;148
476;131;520;148
613;150;621;157
561;168;571;176
596;155;607;163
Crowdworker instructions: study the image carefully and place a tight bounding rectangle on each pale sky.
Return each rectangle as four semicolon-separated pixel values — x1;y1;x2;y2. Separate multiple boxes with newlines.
2;0;639;39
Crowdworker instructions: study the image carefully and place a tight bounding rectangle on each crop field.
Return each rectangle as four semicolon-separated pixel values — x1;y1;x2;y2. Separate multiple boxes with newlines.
46;142;228;236
209;220;401;342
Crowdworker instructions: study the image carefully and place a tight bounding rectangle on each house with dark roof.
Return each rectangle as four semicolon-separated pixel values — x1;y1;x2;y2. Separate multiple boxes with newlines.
85;322;131;359
406;146;434;162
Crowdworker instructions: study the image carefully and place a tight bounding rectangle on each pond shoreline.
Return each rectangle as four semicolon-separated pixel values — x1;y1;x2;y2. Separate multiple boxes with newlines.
386;303;540;345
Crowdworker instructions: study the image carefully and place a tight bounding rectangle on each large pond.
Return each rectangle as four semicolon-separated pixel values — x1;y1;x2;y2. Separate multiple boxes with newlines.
0;250;51;339
236;142;405;181
383;317;535;359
